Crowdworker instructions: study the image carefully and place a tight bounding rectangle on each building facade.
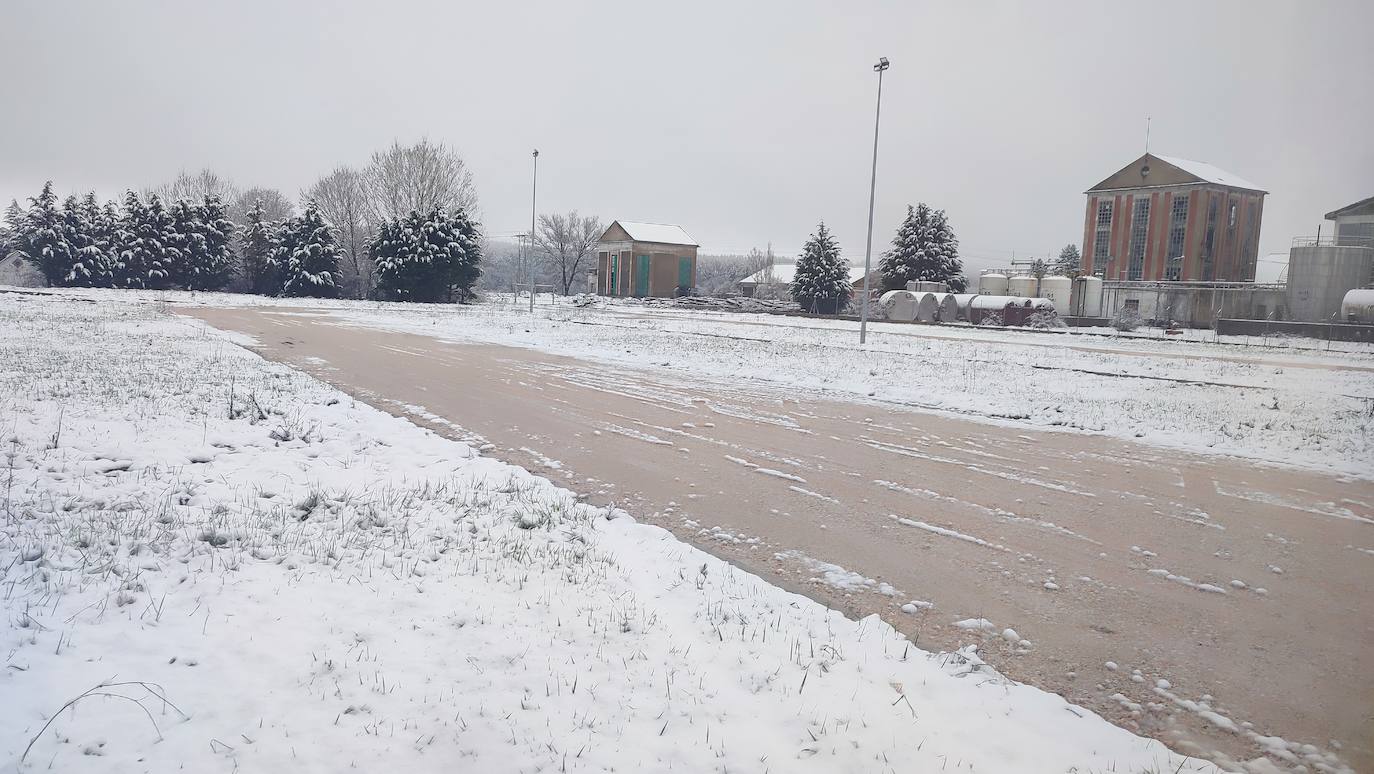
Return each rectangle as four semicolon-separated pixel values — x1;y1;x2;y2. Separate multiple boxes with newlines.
1286;195;1374;322
595;221;698;298
1081;153;1266;282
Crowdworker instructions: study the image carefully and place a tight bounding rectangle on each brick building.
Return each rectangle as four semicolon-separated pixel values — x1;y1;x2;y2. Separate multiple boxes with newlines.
1081;153;1266;282
595;221;698;298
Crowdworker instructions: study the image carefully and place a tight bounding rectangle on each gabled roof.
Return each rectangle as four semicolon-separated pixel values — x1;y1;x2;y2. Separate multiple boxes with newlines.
602;220;698;247
1325;195;1374;221
1086;153;1266;194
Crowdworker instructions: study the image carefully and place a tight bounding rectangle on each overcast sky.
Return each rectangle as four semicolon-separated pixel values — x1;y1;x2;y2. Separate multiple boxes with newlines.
3;0;1371;273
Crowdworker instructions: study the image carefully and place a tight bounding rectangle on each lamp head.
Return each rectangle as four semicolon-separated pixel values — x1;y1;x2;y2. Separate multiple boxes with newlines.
874;57;890;71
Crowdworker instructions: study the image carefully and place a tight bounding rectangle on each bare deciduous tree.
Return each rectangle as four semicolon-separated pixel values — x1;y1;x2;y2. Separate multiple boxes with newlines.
534;211;602;295
234;187;295;225
149;169;241;209
363;138;478;223
304;167;372;298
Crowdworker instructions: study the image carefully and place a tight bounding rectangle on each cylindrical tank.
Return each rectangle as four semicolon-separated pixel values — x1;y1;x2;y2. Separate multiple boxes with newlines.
952;293;979;321
969;295;1027;326
934;293;959;322
879;290;919;322
1008;275;1038;297
1039;276;1072;308
1341;288;1374;323
1073;276;1104;317
1288;244;1374;322
914;292;940;323
978;273;1008;296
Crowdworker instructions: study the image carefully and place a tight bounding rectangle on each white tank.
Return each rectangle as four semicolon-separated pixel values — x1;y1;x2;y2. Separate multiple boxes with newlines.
1008;275;1038;298
1073;276;1104;317
934;293;959;322
952;293;978;321
879;290;919;322
914;292;940;323
1039;276;1072;308
978;273;1008;296
1341;288;1374;322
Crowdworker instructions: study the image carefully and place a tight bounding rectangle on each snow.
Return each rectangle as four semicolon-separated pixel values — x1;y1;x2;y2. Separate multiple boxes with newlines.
608;220;697;246
1153;154;1266;193
0;293;1234;773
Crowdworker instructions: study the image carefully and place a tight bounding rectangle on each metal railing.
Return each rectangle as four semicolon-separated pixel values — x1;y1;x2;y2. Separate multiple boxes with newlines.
1291;235;1374;248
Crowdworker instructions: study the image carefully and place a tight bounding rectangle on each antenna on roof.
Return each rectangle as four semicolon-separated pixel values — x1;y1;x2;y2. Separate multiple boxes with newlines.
1145;117;1151;154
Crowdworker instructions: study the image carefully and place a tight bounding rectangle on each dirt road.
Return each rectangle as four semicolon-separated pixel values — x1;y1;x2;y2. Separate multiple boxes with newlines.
183;305;1374;771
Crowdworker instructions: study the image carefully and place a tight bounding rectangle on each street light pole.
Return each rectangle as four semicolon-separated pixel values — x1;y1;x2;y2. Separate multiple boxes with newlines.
859;56;889;345
530;149;539;313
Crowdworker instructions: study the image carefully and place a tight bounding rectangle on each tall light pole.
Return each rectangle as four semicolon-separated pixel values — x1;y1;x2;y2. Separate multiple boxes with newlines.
529;149;539;313
859;56;889;345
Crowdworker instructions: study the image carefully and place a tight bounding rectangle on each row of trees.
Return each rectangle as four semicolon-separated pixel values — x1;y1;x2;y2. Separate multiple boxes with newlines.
2;139;487;301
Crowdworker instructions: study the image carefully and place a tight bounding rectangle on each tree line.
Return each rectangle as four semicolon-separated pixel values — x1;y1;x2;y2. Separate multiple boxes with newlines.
1;139;485;301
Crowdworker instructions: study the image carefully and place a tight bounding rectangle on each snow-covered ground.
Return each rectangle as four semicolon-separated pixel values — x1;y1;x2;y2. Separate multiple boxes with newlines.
0;292;1236;772
67;285;1367;479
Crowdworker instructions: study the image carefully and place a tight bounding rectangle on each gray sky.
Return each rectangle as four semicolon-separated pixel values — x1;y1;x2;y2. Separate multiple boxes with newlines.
3;0;1371;273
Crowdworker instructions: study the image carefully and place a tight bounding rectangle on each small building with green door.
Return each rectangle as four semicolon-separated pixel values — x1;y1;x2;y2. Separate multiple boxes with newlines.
594;221;698;298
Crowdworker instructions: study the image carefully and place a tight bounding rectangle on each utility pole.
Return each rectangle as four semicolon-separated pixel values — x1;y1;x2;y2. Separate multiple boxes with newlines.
530;149;539;313
859;57;890;345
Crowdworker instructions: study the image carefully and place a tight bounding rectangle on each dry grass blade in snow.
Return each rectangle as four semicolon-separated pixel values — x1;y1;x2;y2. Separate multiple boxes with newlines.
0;293;1222;772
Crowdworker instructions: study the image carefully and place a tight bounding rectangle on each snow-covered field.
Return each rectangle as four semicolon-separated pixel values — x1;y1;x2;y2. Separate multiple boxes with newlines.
107;287;1369;479
0;292;1233;772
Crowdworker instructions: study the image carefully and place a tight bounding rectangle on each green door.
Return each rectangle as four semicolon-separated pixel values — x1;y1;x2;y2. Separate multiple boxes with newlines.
635;255;650;296
678;257;692;290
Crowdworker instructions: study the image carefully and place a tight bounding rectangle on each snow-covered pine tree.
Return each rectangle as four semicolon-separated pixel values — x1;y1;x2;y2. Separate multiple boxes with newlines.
141;194;178;289
61;193;117;287
113;192;150;288
238;200;279;295
1;199;25;257
879;204;931;291
372;207;483;303
927;207;965;292
193;195;237;291
790;221;851;314
16;182;74;286
878;203;965;292
167;198;201;289
1052;244;1081;277
271;201;342;298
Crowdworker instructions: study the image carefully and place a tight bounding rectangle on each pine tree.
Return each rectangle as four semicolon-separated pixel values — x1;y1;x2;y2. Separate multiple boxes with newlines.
271;201;342;298
1;200;24;257
1052;244;1081;277
193;195;237;291
879;203;965;292
372;207;484;303
238;199;279;295
113;192;151;288
790;222;851;314
167;198;201;289
141;194;178;289
61;193;117;287
16;182;74;286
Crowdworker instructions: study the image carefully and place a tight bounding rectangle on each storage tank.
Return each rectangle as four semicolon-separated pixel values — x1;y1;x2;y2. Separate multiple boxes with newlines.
905;280;949;293
879;290;919;322
1288;243;1374;322
952;293;979;321
969;295;1030;326
1341;288;1374;323
1008;275;1038;298
914;292;940;323
1073;276;1104;317
1039;276;1072;308
978;272;1008;296
934;293;959;322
